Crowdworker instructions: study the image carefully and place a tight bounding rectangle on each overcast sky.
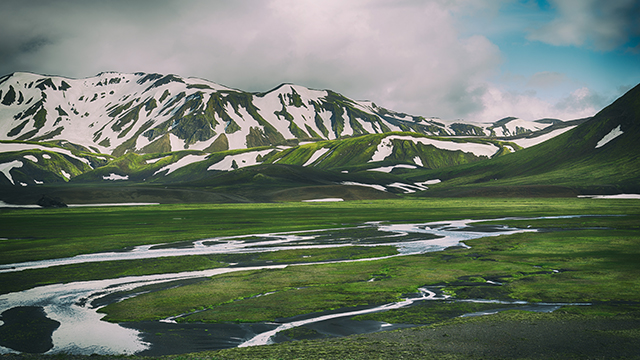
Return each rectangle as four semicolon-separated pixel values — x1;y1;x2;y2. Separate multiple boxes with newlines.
1;0;639;122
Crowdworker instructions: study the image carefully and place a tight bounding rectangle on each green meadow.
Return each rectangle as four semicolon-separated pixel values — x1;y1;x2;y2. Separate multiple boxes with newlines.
1;198;639;359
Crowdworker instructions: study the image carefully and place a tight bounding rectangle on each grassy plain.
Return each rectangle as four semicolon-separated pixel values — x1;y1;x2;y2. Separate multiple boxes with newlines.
1;198;639;359
1;198;633;264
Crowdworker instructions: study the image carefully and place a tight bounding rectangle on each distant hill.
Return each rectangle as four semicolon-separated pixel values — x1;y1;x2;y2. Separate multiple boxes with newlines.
402;83;640;196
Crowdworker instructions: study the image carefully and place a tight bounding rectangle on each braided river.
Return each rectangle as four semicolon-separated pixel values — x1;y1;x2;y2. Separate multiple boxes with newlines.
0;216;590;355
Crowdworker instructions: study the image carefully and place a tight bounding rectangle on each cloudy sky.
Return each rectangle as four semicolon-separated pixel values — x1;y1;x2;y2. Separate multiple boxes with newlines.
1;0;639;123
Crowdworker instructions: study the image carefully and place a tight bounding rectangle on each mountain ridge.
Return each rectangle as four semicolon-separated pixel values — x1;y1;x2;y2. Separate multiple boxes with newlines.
0;72;582;156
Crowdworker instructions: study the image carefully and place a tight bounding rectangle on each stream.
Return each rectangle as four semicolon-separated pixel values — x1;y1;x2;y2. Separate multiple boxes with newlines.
0;216;587;355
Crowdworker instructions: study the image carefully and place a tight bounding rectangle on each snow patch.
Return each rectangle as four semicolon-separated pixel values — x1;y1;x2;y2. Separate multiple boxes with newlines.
0;160;23;185
595;125;623;148
413;156;423;167
169;134;186;152
578;194;640;199
341;181;387;192
34;180;43;184
367;164;417;173
301;198;344;202
207;150;272;171
303;147;330;167
0;200;41;208
387;182;429;194
153;154;208;176
103;173;129;181
60;169;71;180
23;155;38;163
416;179;441;186
512;126;576;148
145;156;170;164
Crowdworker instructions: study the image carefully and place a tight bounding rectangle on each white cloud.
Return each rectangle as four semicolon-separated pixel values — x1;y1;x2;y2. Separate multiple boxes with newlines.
526;0;640;51
471;86;602;122
0;0;502;120
0;0;633;124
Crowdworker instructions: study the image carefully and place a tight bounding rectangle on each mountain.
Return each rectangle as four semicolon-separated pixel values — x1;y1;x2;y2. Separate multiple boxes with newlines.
1;71;626;204
402;83;640;196
0;72;580;156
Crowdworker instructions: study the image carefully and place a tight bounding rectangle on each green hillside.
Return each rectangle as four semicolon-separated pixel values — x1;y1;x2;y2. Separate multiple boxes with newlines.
402;83;640;196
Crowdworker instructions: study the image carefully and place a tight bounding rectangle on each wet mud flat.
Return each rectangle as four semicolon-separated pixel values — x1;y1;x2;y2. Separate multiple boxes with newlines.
0;307;59;354
2;310;639;359
120;321;277;356
119;301;418;356
201;308;640;360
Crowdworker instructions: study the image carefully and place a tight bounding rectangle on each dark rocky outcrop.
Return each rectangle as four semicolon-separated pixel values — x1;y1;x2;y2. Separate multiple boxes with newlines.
36;194;67;208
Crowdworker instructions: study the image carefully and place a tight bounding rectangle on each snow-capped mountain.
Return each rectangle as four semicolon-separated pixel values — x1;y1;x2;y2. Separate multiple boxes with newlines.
4;70;630;203
0;72;580;156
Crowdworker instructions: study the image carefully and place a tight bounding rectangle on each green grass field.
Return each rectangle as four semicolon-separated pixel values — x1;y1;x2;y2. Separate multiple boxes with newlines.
1;198;639;359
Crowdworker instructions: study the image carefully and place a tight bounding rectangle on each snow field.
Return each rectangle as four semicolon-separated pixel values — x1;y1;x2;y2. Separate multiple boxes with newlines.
341;181;388;192
490;118;549;137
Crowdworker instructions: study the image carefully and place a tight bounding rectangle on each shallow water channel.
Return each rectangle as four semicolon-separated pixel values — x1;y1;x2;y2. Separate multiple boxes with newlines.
0;216;588;355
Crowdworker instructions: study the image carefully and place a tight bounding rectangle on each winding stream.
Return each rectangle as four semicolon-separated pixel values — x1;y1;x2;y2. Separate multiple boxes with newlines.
0;216;585;355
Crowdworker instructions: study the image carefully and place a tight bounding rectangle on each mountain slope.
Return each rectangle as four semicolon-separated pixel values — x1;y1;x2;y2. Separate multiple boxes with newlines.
65;132;509;193
404;83;640;195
